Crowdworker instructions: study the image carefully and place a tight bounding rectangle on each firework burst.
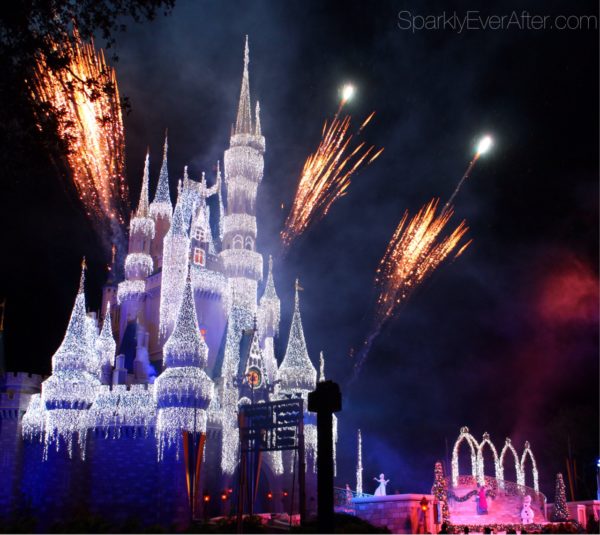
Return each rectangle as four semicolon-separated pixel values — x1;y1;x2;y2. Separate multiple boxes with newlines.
351;199;471;382
30;31;129;250
280;111;383;249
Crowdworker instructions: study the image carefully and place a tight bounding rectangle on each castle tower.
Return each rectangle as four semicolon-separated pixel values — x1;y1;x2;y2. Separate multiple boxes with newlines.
158;189;190;341
149;132;173;270
258;256;280;385
220;36;265;323
117;153;155;340
40;262;100;458
154;275;214;459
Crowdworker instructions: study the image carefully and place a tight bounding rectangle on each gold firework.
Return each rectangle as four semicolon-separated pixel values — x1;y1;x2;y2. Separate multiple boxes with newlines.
281;112;383;249
374;199;471;325
30;31;129;234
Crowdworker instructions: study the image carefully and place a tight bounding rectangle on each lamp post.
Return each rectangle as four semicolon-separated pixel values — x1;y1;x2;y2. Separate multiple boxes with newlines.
420;496;429;534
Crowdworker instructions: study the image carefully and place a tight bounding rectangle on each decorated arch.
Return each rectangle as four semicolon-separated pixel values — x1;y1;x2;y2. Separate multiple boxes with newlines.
519;441;539;491
499;437;522;489
476;432;500;485
451;426;479;486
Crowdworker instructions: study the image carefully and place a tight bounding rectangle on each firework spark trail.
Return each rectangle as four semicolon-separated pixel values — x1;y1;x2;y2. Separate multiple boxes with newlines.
443;135;493;213
30;32;129;251
280;112;383;249
350;199;471;384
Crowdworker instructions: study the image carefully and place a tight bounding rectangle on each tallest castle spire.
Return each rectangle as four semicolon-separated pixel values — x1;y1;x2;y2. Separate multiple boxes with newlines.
234;36;252;135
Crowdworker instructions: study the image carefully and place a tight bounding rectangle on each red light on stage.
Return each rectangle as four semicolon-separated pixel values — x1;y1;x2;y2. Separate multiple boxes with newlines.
267;491;273;500
420;496;429;512
203;493;210;503
227;488;233;494
221;492;228;501
283;490;289;498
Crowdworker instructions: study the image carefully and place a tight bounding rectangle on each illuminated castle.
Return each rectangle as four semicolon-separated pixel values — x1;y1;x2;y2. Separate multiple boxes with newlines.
0;37;333;528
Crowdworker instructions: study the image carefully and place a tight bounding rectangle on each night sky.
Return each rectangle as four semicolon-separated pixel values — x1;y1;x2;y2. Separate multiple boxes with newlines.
1;0;598;499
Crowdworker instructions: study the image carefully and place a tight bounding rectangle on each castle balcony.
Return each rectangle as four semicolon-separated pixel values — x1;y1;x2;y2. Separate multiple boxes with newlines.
220;249;263;281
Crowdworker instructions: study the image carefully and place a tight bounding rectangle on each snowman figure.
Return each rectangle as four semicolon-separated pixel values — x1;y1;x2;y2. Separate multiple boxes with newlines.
520;495;535;524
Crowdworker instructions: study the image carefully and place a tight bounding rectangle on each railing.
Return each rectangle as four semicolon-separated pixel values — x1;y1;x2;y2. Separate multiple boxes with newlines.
447;474;546;511
333;487;373;514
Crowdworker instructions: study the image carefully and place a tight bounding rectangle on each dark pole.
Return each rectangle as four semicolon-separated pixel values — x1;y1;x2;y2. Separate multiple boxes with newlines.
308;381;342;535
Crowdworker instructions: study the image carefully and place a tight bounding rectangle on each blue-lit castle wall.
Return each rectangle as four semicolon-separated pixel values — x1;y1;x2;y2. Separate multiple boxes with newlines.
0;374;297;530
1;375;191;529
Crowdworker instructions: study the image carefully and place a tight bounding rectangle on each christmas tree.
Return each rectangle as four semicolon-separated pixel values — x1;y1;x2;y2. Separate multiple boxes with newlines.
552;472;569;522
432;461;450;523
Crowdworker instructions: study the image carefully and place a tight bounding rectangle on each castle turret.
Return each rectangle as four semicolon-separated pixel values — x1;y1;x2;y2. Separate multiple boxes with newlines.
258;256;280;385
220;36;265;320
158;188;190;341
149;132;172;270
278;281;318;474
278;280;316;396
96;303;116;385
154;276;214;459
40;261;100;458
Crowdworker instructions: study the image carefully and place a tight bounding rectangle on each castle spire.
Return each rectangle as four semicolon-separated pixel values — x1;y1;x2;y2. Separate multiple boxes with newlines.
278;279;316;392
136;151;150;218
162;276;206;368
255;101;261;136
234;36;253;135
150;130;172;218
96;302;116;367
169;188;186;237
262;256;278;300
258;255;281;339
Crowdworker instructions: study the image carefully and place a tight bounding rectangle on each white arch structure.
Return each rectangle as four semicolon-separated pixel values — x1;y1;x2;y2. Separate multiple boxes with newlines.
499;438;522;490
476;432;500;485
451;426;479;486
451;428;539;492
519;441;539;491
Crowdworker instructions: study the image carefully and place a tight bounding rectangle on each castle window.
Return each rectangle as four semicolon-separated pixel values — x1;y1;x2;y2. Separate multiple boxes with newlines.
193;247;205;266
245;236;254;250
194;227;205;241
232;235;243;250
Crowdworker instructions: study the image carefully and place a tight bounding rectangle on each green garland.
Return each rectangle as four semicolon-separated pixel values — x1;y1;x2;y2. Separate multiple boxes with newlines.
448;488;496;503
